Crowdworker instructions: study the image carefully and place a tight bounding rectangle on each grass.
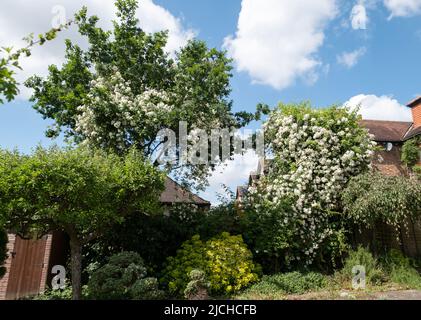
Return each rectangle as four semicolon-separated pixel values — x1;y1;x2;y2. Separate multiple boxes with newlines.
234;248;421;300
234;271;328;300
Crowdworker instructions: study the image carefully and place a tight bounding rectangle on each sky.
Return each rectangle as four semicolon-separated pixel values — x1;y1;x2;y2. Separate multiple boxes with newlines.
1;0;421;204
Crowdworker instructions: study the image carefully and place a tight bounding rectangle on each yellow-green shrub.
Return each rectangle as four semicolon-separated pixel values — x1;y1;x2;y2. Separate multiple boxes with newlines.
162;232;260;297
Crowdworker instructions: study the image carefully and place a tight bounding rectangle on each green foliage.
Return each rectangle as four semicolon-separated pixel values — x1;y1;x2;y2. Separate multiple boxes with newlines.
24;0;255;186
340;246;386;286
184;269;210;300
342;172;421;229
162;232;260;297
0;146;164;299
34;284;90;300
84;202;240;274
379;249;421;289
246;102;374;266
414;165;421;180
315;225;350;271
241;201;296;273
0;23;71;104
195;203;242;240
0;227;7;278
0;146;164;238
401;138;420;167
88;252;164;300
240;272;328;297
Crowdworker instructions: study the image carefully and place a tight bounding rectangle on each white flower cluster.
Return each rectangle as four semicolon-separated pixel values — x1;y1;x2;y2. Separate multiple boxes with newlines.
75;70;173;151
249;110;376;264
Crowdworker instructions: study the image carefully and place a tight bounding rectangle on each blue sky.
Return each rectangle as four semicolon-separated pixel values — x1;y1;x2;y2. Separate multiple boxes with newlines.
1;0;421;203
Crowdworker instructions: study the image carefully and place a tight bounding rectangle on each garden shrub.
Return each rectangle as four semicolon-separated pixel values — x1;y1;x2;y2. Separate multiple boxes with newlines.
241;202;295;273
88;251;163;300
184;269;210;300
33;284;90;300
380;249;421;289
340;246;386;286
162;232;260;297
342;172;421;230
83;202;241;278
0;228;7;278
83;203;213;274
129;277;165;300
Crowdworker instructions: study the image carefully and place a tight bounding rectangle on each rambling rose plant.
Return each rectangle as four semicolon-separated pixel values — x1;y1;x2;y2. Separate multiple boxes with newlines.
245;103;376;265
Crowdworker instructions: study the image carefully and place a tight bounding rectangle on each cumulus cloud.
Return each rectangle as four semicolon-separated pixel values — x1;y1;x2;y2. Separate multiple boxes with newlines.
199;150;259;205
0;0;195;99
383;0;421;18
350;3;368;29
223;0;337;90
344;94;412;121
337;47;366;68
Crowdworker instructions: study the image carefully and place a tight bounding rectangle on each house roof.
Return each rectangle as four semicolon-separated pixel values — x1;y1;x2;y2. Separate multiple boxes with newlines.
404;125;421;140
159;177;210;206
407;96;421;108
360;120;413;142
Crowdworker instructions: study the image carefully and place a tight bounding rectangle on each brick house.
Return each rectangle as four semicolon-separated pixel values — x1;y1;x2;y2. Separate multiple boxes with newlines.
0;177;209;300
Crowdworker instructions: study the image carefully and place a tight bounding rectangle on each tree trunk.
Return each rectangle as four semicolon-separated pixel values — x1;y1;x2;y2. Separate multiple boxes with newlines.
69;237;82;300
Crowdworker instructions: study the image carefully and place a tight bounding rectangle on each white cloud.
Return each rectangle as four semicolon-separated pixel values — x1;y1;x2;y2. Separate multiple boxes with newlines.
337;47;366;68
199;150;259;205
383;0;421;18
350;3;368;29
134;0;196;53
0;0;195;99
223;0;337;90
344;94;412;121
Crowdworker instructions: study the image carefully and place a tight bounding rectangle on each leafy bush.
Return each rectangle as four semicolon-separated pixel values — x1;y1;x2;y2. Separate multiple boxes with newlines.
0;228;7;278
342;172;421;229
129;277;165;300
184;269;210;300
241;202;295;273
196;203;242;240
34;284;90;300
162;232;260;297
339;246;386;286
380;249;421;289
88;252;164;300
401;138;420;167
85;202;241;275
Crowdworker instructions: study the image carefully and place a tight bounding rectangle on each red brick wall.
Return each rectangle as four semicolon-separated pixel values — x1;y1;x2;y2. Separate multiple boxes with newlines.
0;234;16;300
412;102;421;128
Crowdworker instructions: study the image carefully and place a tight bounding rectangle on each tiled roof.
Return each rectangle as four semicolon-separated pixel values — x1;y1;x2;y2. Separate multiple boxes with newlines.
159;177;210;206
360;120;413;142
407;96;421;108
404;125;421;140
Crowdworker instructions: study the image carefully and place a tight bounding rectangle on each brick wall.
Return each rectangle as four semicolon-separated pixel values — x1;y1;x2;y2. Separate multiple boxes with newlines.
0;234;16;300
411;103;421;128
